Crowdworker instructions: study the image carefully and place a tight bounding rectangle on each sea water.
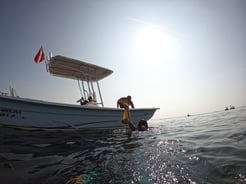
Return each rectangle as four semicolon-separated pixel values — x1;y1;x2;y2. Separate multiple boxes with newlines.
0;106;246;184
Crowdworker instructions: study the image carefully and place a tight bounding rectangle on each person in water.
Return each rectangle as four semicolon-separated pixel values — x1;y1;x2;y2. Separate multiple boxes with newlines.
128;119;149;131
117;95;135;109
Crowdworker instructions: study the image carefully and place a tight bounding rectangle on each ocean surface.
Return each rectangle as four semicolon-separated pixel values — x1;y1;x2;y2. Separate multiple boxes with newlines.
0;106;246;184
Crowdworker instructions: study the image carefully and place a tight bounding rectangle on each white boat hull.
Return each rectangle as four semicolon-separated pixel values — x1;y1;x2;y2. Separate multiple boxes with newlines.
0;96;158;129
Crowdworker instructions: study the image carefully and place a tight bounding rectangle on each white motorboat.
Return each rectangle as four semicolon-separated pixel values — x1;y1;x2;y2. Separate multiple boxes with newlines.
0;55;159;129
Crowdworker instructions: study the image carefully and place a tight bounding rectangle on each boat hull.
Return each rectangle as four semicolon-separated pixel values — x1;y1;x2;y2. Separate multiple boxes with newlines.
0;96;158;129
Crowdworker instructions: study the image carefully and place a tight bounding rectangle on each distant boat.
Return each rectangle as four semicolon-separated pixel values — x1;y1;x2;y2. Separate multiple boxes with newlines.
0;55;159;129
224;105;235;111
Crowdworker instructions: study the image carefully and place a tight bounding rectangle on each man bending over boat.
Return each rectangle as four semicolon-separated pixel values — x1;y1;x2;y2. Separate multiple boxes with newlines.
117;95;135;109
120;103;148;131
118;95;148;131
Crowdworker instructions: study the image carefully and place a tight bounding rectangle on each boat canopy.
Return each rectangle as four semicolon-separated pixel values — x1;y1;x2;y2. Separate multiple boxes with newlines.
48;55;113;81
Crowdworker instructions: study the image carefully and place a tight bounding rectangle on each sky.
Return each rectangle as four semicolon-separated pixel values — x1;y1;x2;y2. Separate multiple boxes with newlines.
1;0;246;119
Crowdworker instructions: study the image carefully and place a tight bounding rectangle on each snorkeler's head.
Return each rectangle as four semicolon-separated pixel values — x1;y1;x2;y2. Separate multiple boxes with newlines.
138;119;148;131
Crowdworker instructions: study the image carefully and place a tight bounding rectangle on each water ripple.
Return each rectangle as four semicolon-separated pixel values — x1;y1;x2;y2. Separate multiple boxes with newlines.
0;106;246;183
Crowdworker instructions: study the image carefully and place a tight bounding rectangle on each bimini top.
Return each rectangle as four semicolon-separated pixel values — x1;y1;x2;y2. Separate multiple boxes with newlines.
48;55;113;81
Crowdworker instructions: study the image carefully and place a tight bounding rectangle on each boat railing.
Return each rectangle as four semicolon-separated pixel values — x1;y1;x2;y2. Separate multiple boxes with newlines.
0;91;9;96
1;86;19;97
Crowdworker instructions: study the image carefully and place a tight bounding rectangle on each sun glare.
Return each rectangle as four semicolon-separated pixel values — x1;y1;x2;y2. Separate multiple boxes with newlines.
135;27;178;65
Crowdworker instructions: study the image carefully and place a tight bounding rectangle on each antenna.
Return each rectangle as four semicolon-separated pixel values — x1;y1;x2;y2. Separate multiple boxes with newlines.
9;85;14;96
49;52;53;59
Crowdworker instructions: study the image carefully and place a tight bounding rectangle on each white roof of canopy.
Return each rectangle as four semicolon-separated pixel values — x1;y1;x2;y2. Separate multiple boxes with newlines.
48;55;113;81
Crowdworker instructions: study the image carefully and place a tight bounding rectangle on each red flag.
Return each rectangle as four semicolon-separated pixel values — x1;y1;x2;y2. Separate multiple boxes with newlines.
34;47;45;63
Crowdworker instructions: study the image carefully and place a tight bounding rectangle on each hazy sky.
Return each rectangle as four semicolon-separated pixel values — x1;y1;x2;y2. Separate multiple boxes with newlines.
1;0;246;118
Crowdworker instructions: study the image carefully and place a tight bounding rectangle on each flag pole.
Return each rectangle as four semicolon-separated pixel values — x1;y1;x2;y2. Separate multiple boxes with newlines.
45;56;49;72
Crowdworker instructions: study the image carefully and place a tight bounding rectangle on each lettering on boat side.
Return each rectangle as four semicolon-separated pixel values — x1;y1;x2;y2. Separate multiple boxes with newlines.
0;108;24;119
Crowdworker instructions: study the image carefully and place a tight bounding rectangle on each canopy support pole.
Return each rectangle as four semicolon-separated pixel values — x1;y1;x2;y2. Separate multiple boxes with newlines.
96;80;104;107
90;81;96;101
81;80;86;99
77;80;83;97
87;80;91;97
